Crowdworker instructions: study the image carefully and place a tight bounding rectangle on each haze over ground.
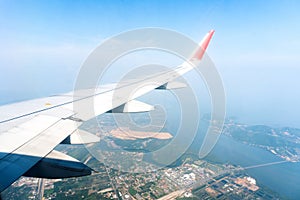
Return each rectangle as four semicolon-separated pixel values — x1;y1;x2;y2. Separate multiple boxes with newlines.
0;0;299;127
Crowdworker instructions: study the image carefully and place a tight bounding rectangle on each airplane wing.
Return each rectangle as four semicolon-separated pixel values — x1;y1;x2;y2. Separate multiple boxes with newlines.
0;30;215;192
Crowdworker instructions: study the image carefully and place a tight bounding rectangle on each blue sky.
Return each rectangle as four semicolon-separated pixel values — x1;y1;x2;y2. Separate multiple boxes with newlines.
1;0;300;127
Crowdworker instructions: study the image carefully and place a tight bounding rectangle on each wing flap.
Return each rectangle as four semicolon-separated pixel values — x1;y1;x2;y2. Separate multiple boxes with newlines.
156;81;187;90
108;100;154;113
24;150;92;178
61;129;100;144
0;115;61;159
0;115;79;192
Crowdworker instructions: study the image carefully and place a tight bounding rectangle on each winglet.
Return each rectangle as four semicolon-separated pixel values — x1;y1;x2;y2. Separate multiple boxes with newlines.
191;30;215;61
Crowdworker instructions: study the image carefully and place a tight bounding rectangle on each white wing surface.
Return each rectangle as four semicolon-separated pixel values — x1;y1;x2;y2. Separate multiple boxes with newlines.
0;30;215;192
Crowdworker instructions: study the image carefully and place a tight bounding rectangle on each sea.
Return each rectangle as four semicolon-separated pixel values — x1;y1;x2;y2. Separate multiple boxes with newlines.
141;90;300;200
205;134;300;199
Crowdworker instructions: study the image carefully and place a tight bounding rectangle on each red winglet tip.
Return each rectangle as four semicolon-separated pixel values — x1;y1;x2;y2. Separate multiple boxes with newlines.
192;30;215;61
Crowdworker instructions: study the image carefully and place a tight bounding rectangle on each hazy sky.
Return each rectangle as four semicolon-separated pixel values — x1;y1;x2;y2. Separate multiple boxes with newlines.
1;0;300;127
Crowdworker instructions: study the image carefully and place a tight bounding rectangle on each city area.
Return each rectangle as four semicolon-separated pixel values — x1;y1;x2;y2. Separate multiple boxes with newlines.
2;114;290;199
3;155;282;200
